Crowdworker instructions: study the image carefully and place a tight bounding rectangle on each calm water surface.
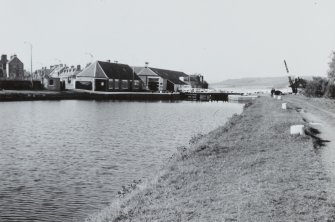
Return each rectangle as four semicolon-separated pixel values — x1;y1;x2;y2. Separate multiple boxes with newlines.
0;100;243;221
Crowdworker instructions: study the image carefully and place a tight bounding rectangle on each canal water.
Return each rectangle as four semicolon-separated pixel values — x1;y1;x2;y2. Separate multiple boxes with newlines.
0;100;243;222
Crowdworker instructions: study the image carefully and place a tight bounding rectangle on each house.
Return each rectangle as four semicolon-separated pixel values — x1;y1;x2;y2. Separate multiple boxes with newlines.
0;54;24;79
183;74;208;89
34;67;53;83
7;55;24;79
41;64;82;91
134;64;189;92
45;65;64;91
133;65;164;91
58;65;81;89
75;60;142;91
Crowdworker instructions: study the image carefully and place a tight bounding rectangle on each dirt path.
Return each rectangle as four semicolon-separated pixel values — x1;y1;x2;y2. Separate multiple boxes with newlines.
283;95;335;192
284;96;335;119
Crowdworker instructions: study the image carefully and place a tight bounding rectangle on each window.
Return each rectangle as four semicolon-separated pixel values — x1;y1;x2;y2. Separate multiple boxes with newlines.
121;80;128;89
49;79;54;85
109;79;114;89
114;79;119;89
133;80;140;89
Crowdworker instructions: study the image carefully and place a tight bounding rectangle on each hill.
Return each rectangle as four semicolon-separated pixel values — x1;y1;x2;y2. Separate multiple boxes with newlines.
210;76;313;89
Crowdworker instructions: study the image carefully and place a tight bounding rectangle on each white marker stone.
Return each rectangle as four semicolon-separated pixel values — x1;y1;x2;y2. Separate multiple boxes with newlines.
282;103;287;109
290;125;305;136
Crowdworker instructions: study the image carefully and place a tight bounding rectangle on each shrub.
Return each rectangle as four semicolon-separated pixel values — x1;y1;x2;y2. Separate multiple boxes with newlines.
303;77;329;97
324;80;335;98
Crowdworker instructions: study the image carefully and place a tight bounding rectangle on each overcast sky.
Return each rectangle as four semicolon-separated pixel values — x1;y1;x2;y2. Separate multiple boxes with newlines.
1;0;335;82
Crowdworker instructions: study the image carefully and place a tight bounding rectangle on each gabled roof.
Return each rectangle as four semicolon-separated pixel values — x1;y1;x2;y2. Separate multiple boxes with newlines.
76;61;108;79
49;66;66;78
149;67;188;85
59;67;81;78
36;68;53;78
98;61;141;80
77;61;141;80
133;66;158;76
8;55;23;64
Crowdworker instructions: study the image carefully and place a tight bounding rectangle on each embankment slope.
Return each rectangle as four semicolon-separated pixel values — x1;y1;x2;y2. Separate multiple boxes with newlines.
87;96;335;221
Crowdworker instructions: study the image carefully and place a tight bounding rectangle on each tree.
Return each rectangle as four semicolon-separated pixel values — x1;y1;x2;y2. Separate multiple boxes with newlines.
324;51;335;98
303;77;328;97
288;76;306;94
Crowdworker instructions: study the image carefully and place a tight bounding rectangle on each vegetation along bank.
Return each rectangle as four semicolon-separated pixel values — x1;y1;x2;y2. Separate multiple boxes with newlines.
86;95;335;222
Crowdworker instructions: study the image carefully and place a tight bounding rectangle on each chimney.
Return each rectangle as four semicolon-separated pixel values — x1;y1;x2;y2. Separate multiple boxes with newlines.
114;60;118;64
1;54;7;70
77;65;81;71
1;54;7;62
71;65;74;68
145;61;149;68
106;60;111;63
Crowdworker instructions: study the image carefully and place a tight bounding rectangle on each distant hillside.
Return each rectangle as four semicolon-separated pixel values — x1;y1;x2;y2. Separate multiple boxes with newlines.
210;76;313;89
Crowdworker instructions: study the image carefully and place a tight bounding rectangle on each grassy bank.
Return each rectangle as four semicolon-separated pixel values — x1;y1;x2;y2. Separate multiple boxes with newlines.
86;96;335;221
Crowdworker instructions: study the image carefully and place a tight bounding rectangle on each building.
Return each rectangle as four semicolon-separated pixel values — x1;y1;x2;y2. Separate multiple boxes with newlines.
34;66;53;82
134;64;188;92
42;64;65;90
0;54;24;79
51;65;81;90
7;55;24;79
183;74;208;89
133;65;164;91
39;64;82;90
75;60;142;91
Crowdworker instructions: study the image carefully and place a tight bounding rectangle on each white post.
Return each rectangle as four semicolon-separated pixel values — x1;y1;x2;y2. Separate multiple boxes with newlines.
282;103;287;109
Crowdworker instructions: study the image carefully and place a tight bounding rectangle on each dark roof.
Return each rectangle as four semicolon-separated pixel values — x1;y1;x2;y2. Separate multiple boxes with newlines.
8;56;23;64
149;67;188;85
98;61;141;80
77;61;141;80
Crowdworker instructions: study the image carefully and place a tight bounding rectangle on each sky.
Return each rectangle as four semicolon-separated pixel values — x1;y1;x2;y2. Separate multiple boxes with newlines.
1;0;335;83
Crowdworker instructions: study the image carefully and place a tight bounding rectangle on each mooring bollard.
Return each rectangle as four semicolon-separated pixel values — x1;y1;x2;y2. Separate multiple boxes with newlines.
282;103;287;109
277;96;281;100
290;125;305;135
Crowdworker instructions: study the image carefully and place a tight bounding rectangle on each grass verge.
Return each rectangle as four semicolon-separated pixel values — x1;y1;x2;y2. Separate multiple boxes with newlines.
86;96;335;222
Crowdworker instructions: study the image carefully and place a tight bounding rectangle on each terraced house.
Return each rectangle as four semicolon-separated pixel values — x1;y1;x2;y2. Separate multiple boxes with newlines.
75;61;142;91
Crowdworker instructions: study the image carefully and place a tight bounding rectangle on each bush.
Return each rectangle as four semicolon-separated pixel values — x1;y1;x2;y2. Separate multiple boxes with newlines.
324;80;335;98
303;77;329;97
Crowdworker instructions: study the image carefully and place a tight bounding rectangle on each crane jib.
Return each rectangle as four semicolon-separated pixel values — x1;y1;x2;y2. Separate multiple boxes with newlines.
284;60;289;73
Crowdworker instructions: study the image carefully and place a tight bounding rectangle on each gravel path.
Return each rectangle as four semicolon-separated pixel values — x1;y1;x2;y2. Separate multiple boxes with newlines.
284;95;335;194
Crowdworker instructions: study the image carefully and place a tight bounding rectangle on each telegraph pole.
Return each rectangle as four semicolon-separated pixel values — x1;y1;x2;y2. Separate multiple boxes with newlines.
25;41;33;88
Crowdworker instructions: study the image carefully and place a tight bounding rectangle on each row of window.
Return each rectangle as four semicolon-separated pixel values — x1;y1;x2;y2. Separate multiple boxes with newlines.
108;79;140;90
